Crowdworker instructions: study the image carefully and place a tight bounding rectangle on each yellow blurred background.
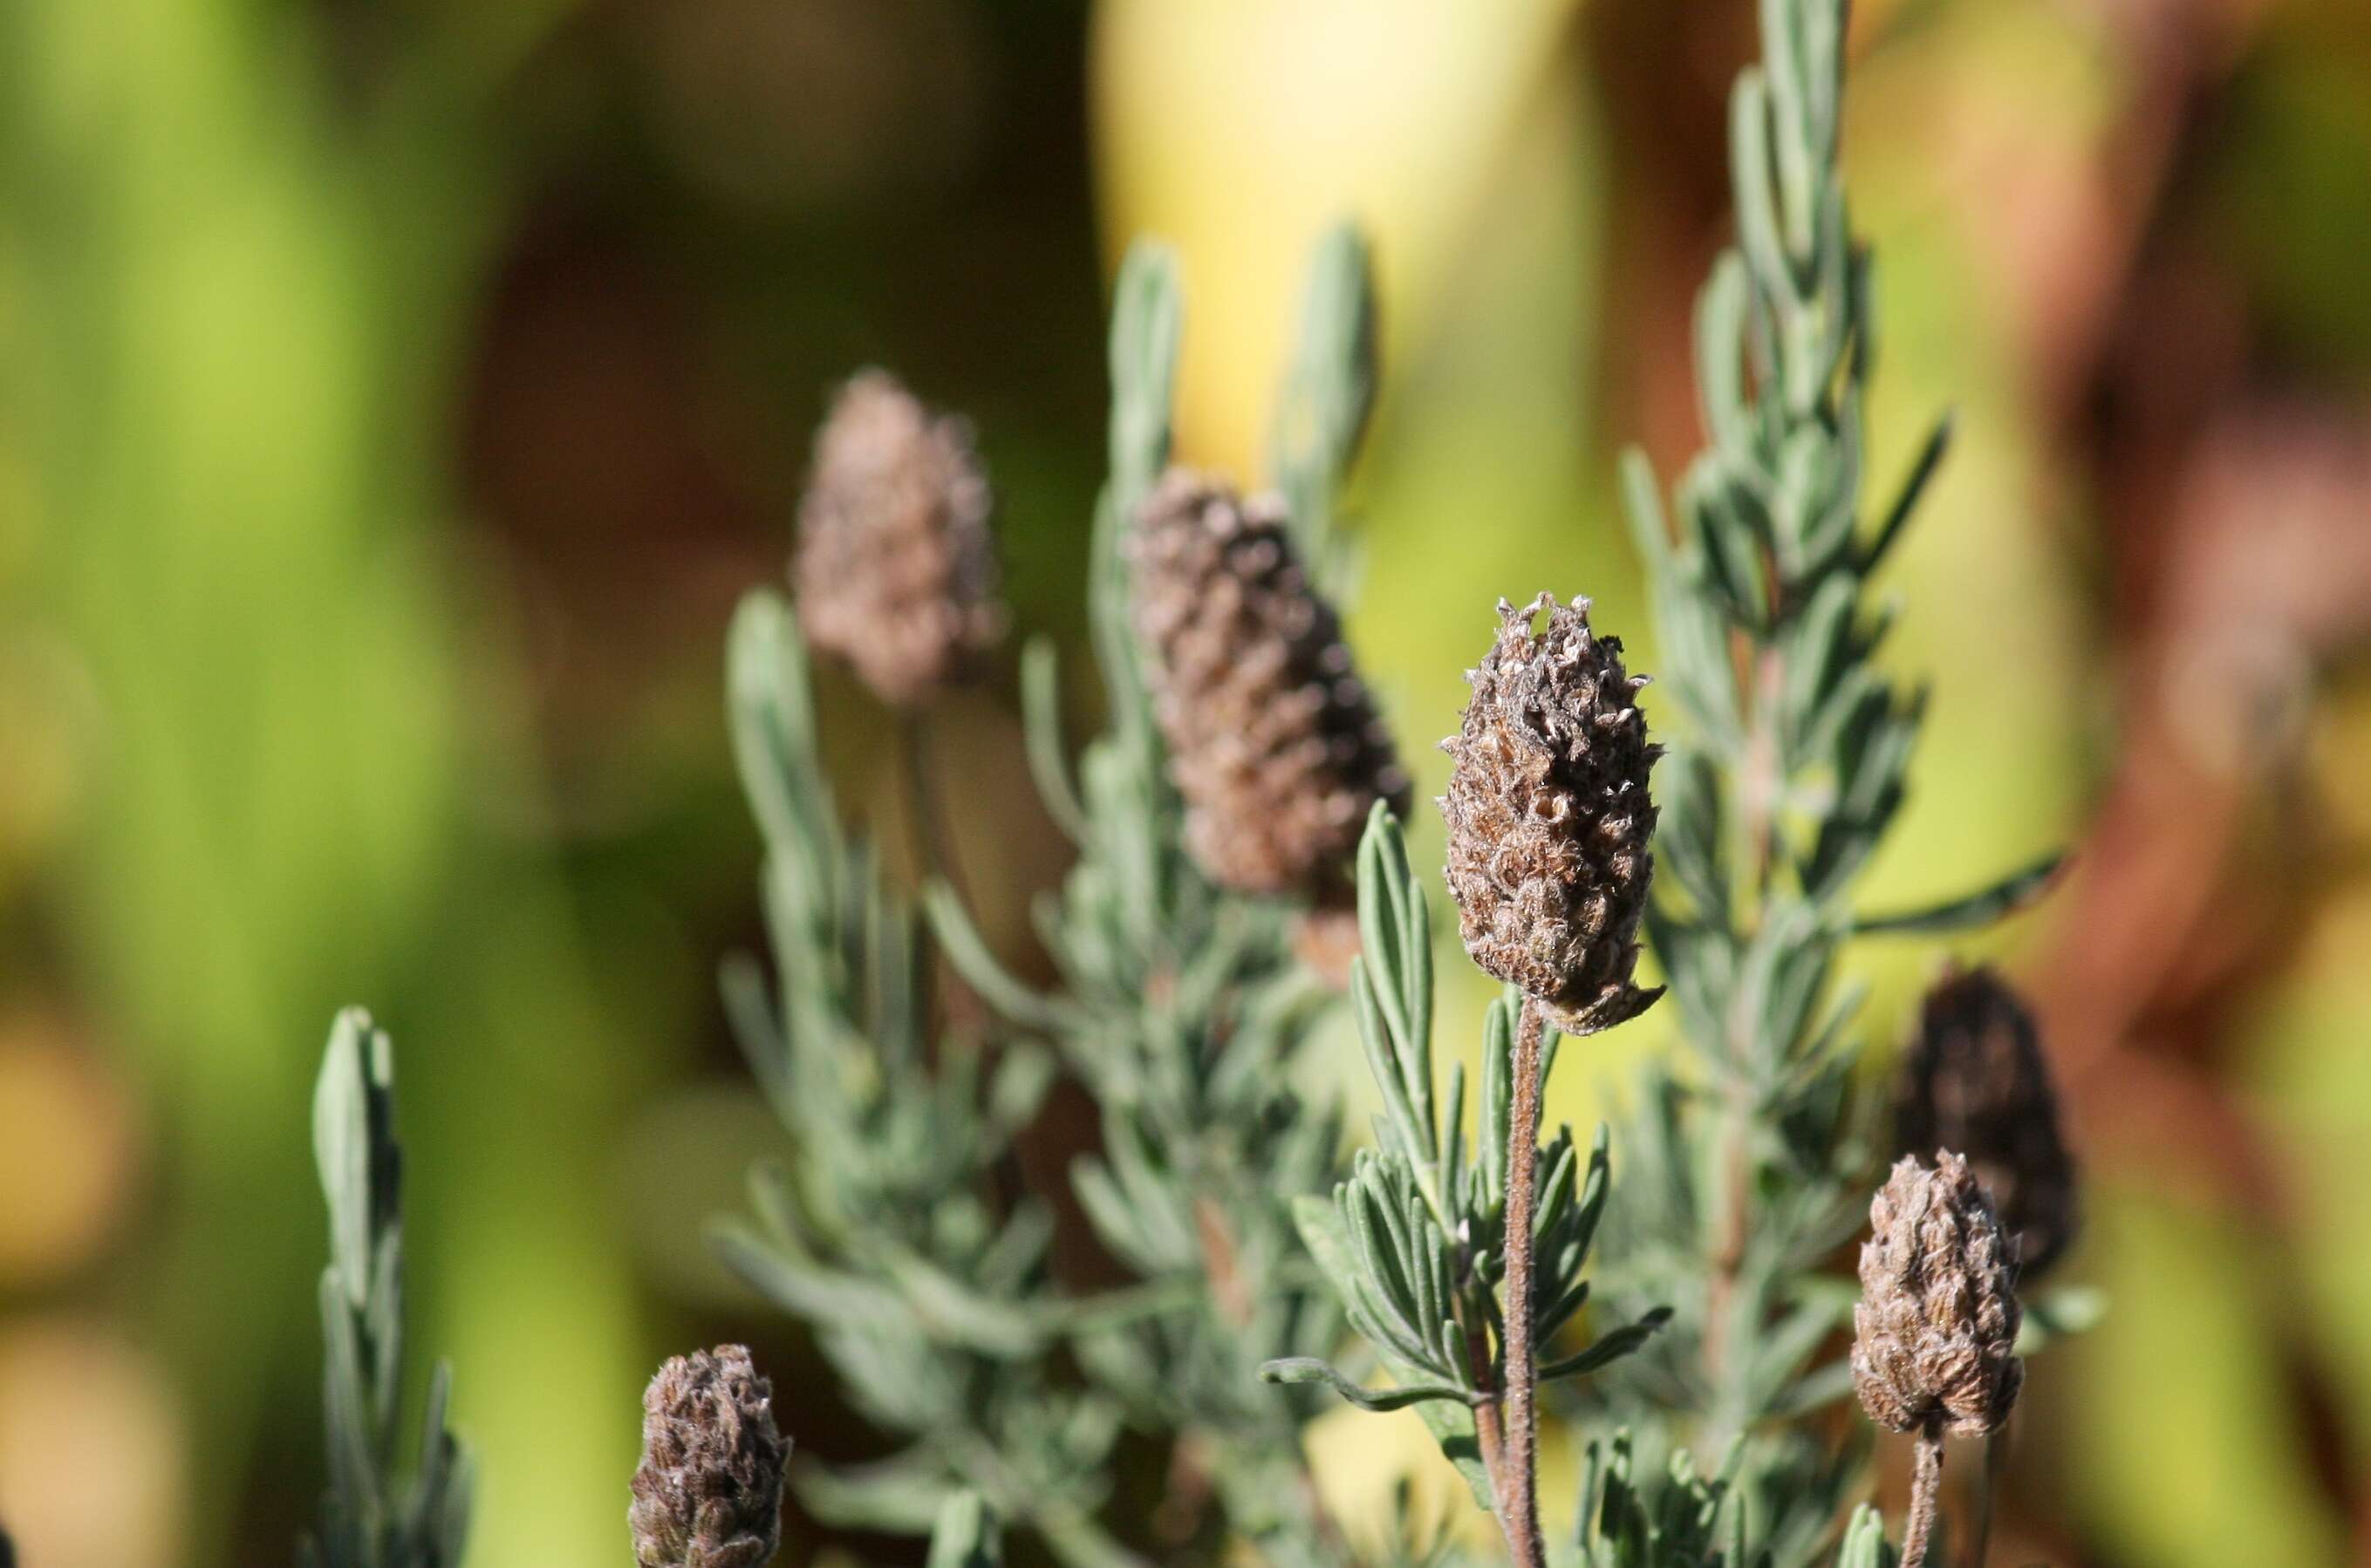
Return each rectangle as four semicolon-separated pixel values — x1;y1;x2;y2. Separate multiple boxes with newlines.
1;0;2367;1564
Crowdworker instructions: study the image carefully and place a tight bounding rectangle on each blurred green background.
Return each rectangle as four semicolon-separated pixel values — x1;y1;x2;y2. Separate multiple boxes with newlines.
1;0;2368;1564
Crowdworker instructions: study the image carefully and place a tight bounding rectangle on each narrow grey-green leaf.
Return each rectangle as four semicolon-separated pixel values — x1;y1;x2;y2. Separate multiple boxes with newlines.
1537;1307;1674;1383
1850;851;2064;937
1257;1359;1478;1413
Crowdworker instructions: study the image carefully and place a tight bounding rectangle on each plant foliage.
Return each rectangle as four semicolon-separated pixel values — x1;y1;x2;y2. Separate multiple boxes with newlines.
302;1009;473;1568
277;3;2089;1565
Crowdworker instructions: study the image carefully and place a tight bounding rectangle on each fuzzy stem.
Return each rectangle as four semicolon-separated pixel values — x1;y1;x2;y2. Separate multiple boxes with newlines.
1459;1301;1510;1507
1903;1422;1946;1568
1494;996;1548;1568
900;712;968;902
901;712;990;1046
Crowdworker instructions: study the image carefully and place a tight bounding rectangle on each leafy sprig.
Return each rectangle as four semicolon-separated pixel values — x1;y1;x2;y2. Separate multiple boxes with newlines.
928;229;1387;1567
1582;0;2060;1561
1265;807;1669;1513
711;592;1124;1561
302;1009;472;1568
927;1493;1006;1568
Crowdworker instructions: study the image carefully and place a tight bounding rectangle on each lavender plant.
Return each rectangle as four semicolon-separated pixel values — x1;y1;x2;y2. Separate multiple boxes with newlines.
712;593;1124;1562
302;1010;473;1568
923;227;1425;1568
1259;803;1671;1568
1236;0;2081;1560
1567;0;2081;1561
276;2;2086;1563
708;0;2085;1558
694;223;1409;1568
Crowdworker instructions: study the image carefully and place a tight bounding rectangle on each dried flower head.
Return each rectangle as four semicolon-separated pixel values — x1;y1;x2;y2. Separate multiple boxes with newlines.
1131;467;1410;895
1851;1154;2024;1438
631;1345;790;1568
1439;594;1661;1034
1894;966;2078;1280
793;371;1002;705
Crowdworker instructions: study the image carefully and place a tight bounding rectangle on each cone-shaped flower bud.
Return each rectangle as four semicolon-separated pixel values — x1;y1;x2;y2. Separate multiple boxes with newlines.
1852;1154;2024;1438
631;1345;790;1568
793;371;1002;706
1893;966;2078;1281
1439;594;1661;1034
1131;468;1410;895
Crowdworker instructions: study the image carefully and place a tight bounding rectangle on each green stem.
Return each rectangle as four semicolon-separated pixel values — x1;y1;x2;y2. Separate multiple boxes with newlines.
902;712;993;1047
1704;645;1785;1435
1494;997;1548;1568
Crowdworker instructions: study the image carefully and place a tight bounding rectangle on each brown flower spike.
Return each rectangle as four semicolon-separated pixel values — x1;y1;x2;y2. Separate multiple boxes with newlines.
1851;1153;2024;1440
1893;965;2078;1280
1131;468;1410;896
631;1345;790;1568
793;371;1002;706
1440;595;1661;1034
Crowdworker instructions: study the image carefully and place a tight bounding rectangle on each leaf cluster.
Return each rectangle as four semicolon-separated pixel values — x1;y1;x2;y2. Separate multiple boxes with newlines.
301;1009;472;1568
713;594;1117;1549
719;230;1391;1567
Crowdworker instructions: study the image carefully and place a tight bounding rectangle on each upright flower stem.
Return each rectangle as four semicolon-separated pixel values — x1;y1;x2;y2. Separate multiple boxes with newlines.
1495;996;1548;1568
900;712;967;903
899;712;990;1045
1903;1421;1946;1568
1703;643;1784;1433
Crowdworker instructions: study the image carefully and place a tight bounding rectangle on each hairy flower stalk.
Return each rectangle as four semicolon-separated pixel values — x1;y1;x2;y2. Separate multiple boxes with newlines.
631;1346;791;1568
1441;593;1660;1568
793;370;1002;706
1894;966;2079;1281
1131;467;1409;897
1497;996;1549;1568
1852;1155;2024;1568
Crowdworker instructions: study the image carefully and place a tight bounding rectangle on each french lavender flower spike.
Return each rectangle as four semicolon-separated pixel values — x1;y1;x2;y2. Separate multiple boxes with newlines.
1130;466;1408;898
1852;1153;2025;1568
631;1346;792;1568
1440;593;1663;1036
794;371;1004;707
1892;965;2079;1282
